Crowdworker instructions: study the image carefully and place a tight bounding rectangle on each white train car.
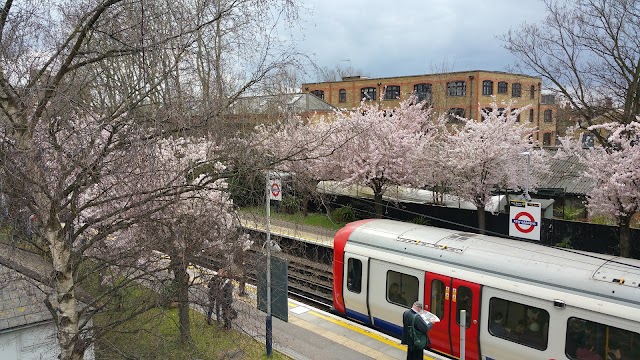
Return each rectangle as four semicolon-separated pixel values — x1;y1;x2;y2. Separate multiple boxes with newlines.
332;219;640;360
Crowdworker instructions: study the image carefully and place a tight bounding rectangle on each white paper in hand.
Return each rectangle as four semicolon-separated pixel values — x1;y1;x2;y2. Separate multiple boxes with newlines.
418;310;440;325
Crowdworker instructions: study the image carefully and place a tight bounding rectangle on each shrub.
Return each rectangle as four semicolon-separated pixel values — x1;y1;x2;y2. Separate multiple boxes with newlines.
411;216;430;225
280;196;302;214
333;205;357;223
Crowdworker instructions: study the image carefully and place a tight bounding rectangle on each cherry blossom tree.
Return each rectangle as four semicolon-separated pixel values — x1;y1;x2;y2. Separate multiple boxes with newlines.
559;121;640;257
314;97;437;217
443;101;547;234
104;139;248;344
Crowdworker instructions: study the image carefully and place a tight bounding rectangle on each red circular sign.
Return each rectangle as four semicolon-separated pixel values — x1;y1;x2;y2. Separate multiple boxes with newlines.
271;183;281;197
512;211;537;233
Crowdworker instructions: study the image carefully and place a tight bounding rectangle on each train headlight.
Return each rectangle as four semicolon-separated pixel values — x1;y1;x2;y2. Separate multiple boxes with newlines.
553;299;566;309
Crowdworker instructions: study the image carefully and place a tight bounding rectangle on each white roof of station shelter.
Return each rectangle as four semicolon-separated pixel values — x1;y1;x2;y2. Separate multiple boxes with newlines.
317;181;555;217
317;181;507;214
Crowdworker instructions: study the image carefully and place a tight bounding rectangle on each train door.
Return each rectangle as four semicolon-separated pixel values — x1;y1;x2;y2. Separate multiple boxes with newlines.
425;273;481;360
342;253;371;325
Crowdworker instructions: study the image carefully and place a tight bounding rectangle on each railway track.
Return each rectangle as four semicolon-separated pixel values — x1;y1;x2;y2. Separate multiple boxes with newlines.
244;248;334;309
194;246;334;310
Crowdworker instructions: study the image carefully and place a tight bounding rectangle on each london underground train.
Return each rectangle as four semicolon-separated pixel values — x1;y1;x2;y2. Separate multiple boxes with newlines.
332;219;640;360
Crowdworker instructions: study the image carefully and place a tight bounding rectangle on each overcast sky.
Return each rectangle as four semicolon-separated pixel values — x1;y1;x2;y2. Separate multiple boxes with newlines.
296;0;549;82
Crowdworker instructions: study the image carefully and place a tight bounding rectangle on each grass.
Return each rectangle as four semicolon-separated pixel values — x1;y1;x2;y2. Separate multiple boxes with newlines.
77;257;290;360
95;307;289;360
240;206;347;230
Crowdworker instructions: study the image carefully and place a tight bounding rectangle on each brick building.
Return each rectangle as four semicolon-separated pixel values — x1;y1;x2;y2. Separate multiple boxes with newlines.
302;70;558;146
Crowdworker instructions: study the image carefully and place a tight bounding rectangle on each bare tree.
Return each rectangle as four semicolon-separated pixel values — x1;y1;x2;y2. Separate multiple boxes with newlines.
0;0;303;359
316;63;368;82
502;0;640;146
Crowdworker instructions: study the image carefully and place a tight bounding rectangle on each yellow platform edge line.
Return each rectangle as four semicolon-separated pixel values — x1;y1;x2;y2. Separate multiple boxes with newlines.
287;302;436;360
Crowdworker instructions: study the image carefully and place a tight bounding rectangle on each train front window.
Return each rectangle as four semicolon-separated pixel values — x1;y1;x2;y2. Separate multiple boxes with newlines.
566;317;639;360
346;258;362;293
385;270;418;307
488;297;549;350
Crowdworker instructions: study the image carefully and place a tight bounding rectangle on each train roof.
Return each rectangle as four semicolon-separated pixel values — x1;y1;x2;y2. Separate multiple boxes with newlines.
343;219;640;308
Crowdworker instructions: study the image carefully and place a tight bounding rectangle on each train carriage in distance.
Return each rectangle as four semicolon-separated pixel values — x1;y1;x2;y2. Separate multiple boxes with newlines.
332;219;640;360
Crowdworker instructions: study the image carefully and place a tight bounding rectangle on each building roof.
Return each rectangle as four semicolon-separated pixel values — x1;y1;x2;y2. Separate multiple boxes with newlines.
302;70;540;86
0;242;93;332
534;155;594;196
0;243;54;331
229;93;336;114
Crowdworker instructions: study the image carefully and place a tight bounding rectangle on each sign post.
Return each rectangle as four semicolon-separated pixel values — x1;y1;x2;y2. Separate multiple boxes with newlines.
265;173;281;356
509;200;541;241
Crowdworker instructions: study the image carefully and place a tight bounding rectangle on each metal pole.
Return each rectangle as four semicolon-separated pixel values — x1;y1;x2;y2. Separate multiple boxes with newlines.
526;153;531;201
460;310;466;360
265;173;272;356
520;151;531;201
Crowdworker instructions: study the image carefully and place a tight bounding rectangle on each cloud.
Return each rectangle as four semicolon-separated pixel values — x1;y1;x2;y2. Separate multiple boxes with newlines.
296;0;547;80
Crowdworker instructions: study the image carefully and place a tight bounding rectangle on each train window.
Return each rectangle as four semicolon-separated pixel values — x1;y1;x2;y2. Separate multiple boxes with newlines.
385;270;418;307
346;258;362;293
455;286;472;328
430;280;445;320
566;317;639;360
488;297;549;350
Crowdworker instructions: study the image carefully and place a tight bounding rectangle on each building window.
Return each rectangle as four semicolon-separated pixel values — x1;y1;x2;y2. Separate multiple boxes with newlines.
541;94;556;104
361;87;376;101
346;258;362;293
529;109;534;122
512;83;522;97
447;108;466;123
543;132;552;146
311;90;324;100
386;270;418;307
414;83;432;102
544;109;553;122
566;317;639;360
530;85;535;99
447;81;466;96
489;297;549;350
498;81;508;94
384;85;400;100
339;89;346;103
514;108;521;122
482;80;493;95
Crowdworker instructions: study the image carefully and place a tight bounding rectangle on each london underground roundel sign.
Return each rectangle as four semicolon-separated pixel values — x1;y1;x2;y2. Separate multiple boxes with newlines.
269;179;282;201
512;211;537;233
509;200;541;241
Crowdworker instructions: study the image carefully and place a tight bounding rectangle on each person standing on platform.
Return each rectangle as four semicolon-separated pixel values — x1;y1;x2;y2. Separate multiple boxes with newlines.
401;301;431;360
220;268;235;330
206;270;222;325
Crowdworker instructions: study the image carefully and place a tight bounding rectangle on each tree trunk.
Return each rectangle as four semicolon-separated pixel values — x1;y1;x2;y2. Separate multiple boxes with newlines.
172;261;191;344
47;228;84;360
374;191;383;218
302;192;309;217
619;216;631;258
477;209;486;235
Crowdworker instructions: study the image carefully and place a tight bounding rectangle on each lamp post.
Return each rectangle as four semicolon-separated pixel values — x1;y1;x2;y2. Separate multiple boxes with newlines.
519;151;532;201
265;172;273;356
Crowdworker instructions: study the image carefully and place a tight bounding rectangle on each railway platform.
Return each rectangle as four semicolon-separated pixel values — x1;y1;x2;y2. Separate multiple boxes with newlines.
230;289;445;360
